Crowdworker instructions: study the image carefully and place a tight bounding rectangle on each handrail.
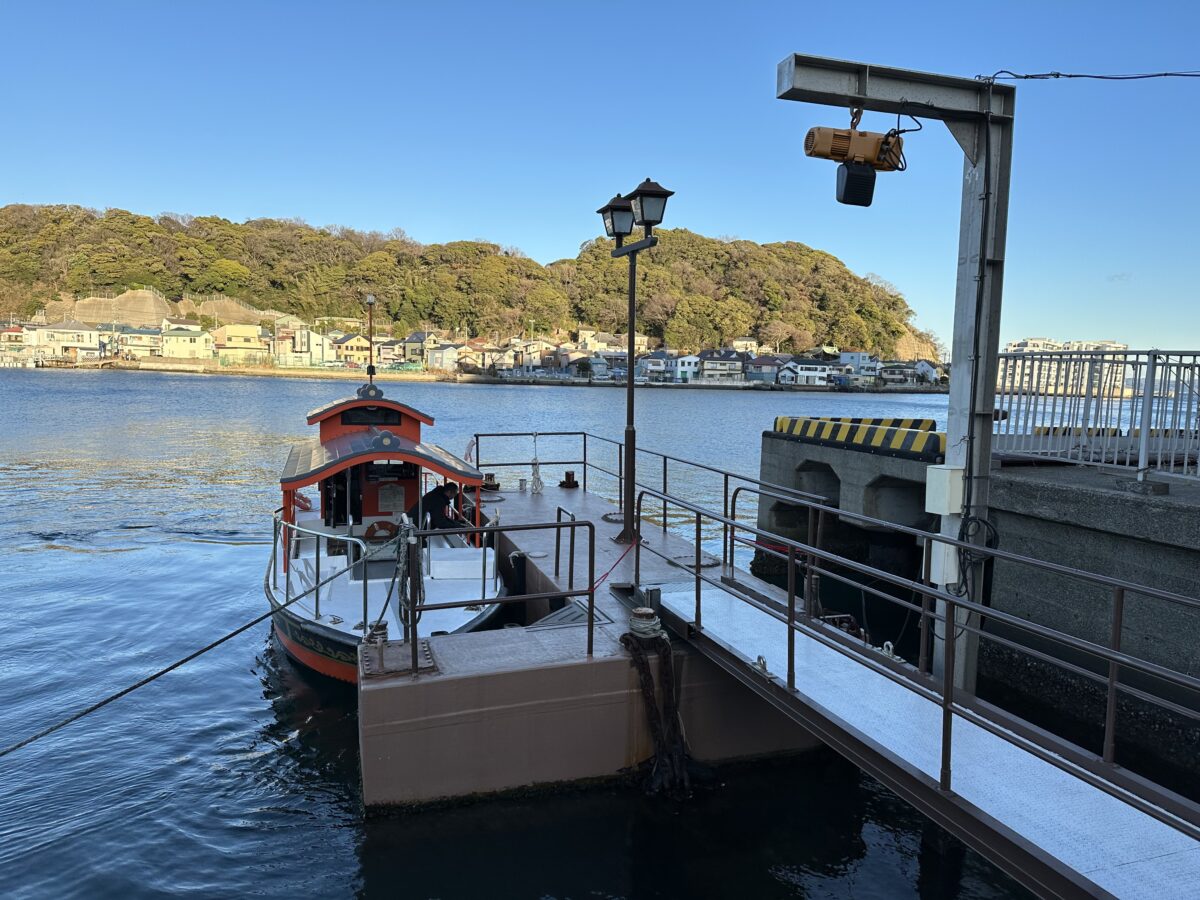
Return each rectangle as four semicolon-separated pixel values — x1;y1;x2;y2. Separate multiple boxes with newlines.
554;506;576;589
735;474;1200;614
473;429;1199;610
631;485;1200;838
272;511;377;639
994;349;1200;480
402;519;598;672
728;484;826;589
261;526;405;627
472;429;827;567
635;486;1200;695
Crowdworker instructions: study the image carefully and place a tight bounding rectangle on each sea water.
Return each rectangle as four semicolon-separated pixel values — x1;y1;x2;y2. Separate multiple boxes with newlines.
0;371;1024;898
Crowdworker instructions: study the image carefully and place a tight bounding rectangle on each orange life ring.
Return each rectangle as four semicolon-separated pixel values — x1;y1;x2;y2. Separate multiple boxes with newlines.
293;493;313;512
364;520;400;543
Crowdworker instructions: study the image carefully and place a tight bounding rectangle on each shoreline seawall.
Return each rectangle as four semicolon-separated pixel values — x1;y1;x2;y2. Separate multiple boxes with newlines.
11;360;951;394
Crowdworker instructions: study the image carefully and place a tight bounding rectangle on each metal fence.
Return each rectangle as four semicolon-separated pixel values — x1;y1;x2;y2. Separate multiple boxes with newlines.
631;483;1200;838
994;350;1200;480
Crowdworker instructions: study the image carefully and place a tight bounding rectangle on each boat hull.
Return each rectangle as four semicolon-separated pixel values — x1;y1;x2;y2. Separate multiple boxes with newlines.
270;605;360;683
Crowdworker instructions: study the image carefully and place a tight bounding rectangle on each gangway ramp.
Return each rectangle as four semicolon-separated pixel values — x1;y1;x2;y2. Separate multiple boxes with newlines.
648;577;1200;899
468;431;1200;897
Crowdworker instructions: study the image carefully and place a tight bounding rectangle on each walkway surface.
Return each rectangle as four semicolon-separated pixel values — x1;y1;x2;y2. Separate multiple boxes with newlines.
653;581;1200;898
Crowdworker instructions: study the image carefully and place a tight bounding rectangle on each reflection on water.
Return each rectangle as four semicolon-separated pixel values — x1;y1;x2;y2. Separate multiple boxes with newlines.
0;370;1025;898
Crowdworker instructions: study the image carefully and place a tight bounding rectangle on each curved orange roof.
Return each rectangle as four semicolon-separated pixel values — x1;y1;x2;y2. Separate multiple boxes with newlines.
305;395;434;427
280;428;481;489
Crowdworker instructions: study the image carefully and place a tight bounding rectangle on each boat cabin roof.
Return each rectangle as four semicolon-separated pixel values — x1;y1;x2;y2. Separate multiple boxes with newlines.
280;427;482;489
306;396;434;427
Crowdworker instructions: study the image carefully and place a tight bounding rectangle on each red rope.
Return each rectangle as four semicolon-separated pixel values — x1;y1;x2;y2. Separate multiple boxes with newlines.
591;541;637;590
753;537;788;554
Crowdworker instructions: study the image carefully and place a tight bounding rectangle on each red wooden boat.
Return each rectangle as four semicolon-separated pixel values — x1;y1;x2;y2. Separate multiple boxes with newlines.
264;382;499;682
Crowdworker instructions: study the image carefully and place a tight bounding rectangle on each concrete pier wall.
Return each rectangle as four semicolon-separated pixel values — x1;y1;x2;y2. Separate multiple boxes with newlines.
987;466;1200;678
757;431;936;536
359;637;817;807
358;484;822;808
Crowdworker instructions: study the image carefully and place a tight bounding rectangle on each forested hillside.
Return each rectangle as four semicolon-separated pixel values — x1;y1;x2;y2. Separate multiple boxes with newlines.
0;204;938;356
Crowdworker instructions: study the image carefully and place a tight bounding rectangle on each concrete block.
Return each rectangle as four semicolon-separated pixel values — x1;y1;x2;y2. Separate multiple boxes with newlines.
358;642;817;807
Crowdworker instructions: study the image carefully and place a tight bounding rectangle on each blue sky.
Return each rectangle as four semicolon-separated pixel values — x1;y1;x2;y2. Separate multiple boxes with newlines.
2;2;1197;348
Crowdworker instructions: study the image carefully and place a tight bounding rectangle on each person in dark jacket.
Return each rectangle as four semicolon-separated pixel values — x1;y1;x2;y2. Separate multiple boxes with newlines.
408;482;460;530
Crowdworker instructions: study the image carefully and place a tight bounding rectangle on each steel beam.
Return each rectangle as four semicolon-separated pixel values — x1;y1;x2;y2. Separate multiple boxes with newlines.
776;53;1014;162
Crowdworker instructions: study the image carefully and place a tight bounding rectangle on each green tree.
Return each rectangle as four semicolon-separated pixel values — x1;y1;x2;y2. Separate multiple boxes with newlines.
0;204;939;360
198;258;253;294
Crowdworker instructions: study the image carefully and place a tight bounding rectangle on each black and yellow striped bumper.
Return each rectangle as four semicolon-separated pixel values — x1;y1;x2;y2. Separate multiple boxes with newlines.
771;416;946;462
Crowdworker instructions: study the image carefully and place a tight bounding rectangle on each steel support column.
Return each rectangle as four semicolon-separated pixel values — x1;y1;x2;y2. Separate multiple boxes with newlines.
776;53;1016;692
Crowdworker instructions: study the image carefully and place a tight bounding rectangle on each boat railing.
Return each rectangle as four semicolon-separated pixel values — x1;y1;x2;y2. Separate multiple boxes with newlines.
271;509;390;639
631;485;1200;836
471;430;824;567
402;519;598;672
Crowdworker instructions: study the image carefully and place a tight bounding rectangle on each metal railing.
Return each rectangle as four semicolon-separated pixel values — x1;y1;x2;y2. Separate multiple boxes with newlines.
472;431;825;566
271;510;377;637
402;520;598;671
270;513;600;668
631;485;1200;837
554;507;576;589
472;429;1200;827
995;350;1200;480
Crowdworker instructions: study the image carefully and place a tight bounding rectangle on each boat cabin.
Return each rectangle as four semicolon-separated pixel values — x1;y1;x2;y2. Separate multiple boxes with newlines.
279;384;484;552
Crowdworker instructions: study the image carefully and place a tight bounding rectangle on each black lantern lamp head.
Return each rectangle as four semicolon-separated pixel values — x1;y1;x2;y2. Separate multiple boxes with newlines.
597;194;635;241
627;177;674;230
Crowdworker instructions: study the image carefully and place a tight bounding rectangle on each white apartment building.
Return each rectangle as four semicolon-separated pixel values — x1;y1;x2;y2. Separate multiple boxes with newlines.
665;354;699;383
1003;337;1129;354
839;351;880;377
998;338;1131;395
779;358;833;386
30;320;103;360
274;328;335;367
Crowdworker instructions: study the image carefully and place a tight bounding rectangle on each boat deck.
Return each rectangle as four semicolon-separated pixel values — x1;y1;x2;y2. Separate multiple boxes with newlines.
275;517;501;638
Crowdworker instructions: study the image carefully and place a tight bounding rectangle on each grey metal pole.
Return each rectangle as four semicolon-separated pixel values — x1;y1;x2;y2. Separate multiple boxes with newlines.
787;545;796;691
271;518;279;590
662;455;668;533
937;93;1015;696
1102;587;1125;764
619;250;638;543
775;56;1016;696
940;596;957;792
1137;352;1158;482
693;513;702;629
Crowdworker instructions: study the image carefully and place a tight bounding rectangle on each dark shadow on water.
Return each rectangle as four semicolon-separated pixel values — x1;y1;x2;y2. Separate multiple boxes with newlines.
256;625;1026;899
356;750;1028;900
252;634;361;808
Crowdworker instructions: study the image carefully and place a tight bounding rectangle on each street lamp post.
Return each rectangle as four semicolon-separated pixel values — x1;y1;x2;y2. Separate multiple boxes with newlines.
596;178;674;544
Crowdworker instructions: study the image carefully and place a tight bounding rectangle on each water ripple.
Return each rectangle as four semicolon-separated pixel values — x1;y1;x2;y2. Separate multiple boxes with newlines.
0;371;1025;899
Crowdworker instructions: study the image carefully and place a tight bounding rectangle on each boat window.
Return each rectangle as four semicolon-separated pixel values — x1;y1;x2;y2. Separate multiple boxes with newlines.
366;461;417;481
342;407;402;425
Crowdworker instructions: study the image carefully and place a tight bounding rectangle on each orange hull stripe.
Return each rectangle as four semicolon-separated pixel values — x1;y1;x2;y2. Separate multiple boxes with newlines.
275;627;358;683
